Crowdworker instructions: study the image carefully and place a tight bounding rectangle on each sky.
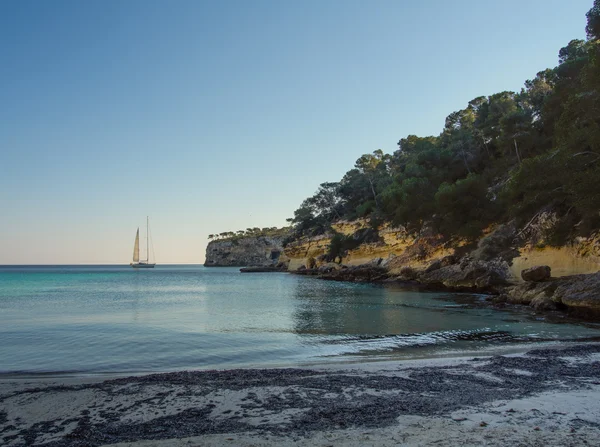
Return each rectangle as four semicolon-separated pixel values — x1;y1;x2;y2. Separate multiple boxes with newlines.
0;0;593;264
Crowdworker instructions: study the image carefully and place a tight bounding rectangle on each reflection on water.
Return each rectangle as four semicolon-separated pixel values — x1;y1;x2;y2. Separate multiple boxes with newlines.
0;265;599;374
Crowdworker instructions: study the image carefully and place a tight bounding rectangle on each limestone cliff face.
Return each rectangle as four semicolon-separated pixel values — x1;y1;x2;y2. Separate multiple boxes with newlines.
206;220;600;279
283;235;331;270
509;245;600;278
204;236;286;267
282;220;454;272
281;220;600;281
507;212;600;278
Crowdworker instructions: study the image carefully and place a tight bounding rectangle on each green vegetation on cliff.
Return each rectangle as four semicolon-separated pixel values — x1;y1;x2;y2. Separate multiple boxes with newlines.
291;1;600;246
208;226;291;242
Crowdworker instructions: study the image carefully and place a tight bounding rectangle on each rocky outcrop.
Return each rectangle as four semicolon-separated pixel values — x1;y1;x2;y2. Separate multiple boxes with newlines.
504;281;560;310
417;258;511;292
301;265;389;283
292;257;511;292
504;272;600;317
284;221;599;284
205;236;287;267
553;273;600;313
521;265;551;282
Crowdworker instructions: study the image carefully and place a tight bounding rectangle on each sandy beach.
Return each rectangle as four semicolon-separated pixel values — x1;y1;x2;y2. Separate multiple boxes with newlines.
1;343;600;446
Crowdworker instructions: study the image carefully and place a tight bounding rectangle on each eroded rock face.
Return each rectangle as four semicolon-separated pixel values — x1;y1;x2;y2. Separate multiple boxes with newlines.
552;273;600;312
418;259;511;292
504;272;600;317
521;265;551;282
205;236;286;267
505;281;559;309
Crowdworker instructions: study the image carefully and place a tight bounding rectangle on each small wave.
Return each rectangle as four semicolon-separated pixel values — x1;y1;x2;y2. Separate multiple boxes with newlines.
313;329;515;357
313;330;600;359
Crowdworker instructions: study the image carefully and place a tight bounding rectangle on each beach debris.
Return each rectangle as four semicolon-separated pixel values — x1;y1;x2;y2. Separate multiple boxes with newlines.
2;344;600;446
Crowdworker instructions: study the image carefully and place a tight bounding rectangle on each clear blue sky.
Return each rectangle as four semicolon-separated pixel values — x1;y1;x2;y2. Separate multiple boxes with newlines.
0;0;592;264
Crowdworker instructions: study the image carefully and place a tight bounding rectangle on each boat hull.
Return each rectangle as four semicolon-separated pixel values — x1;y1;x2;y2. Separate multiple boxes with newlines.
131;263;156;269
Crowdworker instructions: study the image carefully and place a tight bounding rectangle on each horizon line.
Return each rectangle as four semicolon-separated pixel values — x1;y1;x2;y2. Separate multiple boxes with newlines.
0;262;207;266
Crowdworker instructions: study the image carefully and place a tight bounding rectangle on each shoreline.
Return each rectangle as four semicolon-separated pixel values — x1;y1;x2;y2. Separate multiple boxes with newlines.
2;343;600;446
3;338;599;381
289;265;600;322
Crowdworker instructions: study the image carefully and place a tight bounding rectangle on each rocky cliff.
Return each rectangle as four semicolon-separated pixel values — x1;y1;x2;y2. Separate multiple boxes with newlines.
204;236;287;267
282;220;600;281
206;219;600;278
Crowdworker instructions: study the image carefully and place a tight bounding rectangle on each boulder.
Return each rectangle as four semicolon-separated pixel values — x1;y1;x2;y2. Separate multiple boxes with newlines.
521;265;551;282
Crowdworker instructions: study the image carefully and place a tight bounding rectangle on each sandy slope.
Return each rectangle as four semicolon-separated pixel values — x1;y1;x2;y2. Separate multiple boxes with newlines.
1;344;600;446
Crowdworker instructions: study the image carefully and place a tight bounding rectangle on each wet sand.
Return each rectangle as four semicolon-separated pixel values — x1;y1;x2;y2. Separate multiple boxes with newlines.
2;344;600;446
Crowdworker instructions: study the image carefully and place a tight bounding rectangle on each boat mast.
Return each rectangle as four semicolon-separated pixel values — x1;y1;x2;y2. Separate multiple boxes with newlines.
146;216;149;263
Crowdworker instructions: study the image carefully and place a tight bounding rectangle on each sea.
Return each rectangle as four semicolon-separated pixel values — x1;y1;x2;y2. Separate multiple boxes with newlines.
1;265;599;376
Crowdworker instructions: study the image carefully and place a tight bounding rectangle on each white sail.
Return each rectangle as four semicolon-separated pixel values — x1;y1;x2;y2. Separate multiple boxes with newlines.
133;228;140;263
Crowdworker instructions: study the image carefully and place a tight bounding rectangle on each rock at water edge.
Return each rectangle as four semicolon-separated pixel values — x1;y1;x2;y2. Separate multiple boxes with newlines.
521;265;551;282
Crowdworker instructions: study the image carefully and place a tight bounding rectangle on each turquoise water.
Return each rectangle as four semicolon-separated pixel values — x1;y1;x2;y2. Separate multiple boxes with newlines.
0;265;599;374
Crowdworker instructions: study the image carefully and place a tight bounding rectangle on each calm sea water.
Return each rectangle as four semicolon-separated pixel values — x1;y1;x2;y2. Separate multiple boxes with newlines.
1;265;599;375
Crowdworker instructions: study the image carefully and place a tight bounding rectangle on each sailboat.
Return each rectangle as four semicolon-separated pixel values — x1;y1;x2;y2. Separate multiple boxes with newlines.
131;216;156;268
